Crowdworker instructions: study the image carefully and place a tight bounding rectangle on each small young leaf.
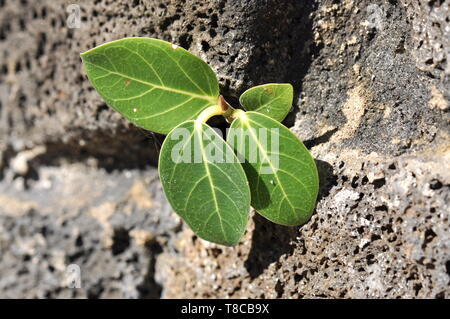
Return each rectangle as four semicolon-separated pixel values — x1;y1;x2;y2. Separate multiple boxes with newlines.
239;83;293;122
159;120;250;246
228;111;318;226
81;37;219;134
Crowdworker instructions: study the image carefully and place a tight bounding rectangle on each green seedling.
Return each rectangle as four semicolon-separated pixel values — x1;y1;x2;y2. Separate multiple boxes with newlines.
81;37;319;246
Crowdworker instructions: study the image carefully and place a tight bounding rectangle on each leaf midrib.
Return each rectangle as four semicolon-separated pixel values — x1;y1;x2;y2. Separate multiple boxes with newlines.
195;124;228;241
246;117;312;195
254;94;285;111
84;61;218;104
241;85;289;111
237;118;296;220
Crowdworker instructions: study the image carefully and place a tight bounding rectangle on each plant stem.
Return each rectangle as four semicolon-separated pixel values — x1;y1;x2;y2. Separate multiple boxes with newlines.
196;95;243;124
225;109;246;122
196;104;224;124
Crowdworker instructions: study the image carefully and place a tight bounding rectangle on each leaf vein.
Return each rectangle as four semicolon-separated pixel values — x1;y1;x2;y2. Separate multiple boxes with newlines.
83;61;216;103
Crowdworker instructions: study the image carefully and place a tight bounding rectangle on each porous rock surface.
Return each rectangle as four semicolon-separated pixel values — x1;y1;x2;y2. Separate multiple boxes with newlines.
0;0;449;298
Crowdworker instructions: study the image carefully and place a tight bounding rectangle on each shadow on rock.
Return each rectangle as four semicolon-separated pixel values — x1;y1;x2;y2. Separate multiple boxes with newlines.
303;128;338;201
137;240;163;299
303;128;339;149
244;213;298;279
244;158;336;279
30;126;164;173
315;159;337;202
244;0;319;128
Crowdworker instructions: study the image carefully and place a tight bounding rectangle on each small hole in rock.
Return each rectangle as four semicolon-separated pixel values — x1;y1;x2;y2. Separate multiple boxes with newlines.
201;40;210;52
429;179;442;190
445;260;450;277
362;176;369;185
435;291;445;299
371;234;381;241
372;178;386;189
111;228;130;255
351;176;359;188
375;205;388;212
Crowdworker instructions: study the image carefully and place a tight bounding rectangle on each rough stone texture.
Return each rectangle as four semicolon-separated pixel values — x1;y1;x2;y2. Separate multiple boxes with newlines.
0;164;178;298
0;0;449;298
400;0;450;97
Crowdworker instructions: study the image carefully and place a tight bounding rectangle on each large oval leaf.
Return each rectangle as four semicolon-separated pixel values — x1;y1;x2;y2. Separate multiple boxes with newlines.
81;37;219;134
159;120;250;246
239;83;293;122
228;111;318;226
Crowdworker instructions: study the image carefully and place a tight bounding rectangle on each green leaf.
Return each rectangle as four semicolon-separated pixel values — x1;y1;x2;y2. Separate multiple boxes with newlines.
228;111;318;226
159;120;251;246
239;83;293;122
81;37;219;134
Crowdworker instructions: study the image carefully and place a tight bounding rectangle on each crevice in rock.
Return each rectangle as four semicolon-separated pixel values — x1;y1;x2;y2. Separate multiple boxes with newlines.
28;127;164;172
